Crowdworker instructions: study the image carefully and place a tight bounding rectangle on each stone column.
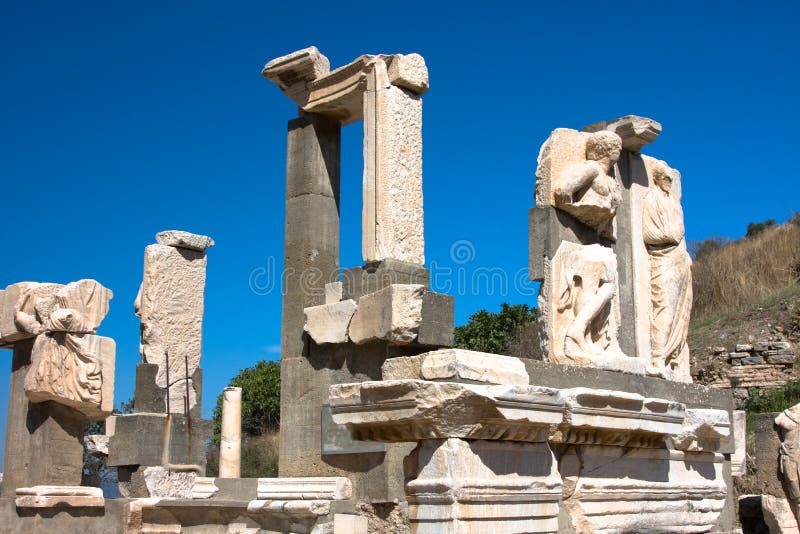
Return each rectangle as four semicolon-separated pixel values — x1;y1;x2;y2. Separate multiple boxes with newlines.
278;112;341;477
219;387;242;478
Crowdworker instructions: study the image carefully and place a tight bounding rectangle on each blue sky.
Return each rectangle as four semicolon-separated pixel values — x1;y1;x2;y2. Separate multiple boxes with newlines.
0;1;797;468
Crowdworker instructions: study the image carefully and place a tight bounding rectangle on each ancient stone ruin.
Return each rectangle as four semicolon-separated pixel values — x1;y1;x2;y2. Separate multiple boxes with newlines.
0;46;744;533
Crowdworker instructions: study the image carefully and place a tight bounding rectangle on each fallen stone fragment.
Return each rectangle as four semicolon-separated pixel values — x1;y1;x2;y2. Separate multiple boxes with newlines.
304;300;357;345
382;348;529;385
156;230;215;251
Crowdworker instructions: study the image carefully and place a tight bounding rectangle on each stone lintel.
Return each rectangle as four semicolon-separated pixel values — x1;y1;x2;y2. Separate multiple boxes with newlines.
263;49;429;125
583;115;662;152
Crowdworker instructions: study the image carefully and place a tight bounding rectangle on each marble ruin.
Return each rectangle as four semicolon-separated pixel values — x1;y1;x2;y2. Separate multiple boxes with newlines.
0;47;742;534
531;116;694;382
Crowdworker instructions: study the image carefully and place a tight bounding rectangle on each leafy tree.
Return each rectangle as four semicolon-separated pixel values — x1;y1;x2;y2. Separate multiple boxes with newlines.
212;360;281;442
746;219;777;238
454;303;539;355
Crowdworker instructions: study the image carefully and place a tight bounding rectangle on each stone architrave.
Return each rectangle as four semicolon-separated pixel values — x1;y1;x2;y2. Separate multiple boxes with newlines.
329;380;564;442
256;477;352;500
219;386;242;478
264;49;427;265
135;232;212;414
541;241;645;374
670;408;731;452
25;332;115;418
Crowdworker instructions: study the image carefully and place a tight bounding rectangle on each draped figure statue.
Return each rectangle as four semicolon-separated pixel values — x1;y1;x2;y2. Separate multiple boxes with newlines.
642;161;692;382
776;404;800;525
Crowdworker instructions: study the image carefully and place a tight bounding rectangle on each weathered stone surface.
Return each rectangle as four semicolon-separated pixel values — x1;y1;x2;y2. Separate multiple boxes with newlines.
25;333;115;418
381;348;529;385
762;494;800;533
20;280;112;336
330;379;563;442
303;299;357;345
84;434;109;457
219;387;241;479
753;412;784;497
256;477;352;500
555;388;685;447
642;157;693;382
732;410;747;477
387;53;429;94
191;477;219;499
417;292;454;347
405;438;561;534
670;408;731;452
0;282;45;345
142;466;196;498
107;413;209;469
324;281;343;304
534;127;622;238
2;340;86;497
341;259;429;301
777;403;800;523
348;284;424;345
584;115;662;152
334;513;369;534
540;241;645;374
365;80;424;264
262;46;331;107
156;230;215;251
560;447;725;533
136;241;207;413
15;485;104;508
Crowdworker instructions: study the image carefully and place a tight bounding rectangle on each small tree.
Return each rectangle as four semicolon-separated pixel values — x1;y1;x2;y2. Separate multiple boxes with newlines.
746;219;777;238
212;360;281;442
454;303;539;355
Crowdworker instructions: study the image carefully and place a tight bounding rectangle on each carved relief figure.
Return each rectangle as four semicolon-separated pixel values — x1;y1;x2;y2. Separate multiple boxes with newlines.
549;243;626;366
776;404;800;523
642;161;692;381
553;131;623;238
27;331;103;406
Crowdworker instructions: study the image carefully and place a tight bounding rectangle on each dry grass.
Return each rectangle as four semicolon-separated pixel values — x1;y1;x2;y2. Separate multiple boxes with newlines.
692;219;800;322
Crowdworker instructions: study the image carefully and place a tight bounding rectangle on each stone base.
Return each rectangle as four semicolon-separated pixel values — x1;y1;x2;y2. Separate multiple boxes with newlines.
405;438;561;533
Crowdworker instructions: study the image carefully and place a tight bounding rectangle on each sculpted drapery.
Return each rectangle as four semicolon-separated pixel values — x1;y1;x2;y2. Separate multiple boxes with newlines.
642;163;692;381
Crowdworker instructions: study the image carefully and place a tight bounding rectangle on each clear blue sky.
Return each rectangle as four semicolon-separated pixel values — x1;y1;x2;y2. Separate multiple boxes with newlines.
1;1;797;468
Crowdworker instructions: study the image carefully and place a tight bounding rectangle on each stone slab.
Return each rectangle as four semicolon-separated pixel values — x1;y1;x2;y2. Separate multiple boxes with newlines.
732;409;747;477
381;348;529;385
256;477;352;500
753;412;784;496
155;230;214;251
107;413;209;469
15;486;104;508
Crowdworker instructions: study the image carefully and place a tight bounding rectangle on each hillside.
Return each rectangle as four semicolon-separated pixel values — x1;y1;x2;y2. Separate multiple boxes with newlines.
688;217;800;392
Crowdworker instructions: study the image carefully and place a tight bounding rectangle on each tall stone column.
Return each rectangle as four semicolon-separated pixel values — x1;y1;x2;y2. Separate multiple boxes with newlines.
219;386;242;478
278;112;341;477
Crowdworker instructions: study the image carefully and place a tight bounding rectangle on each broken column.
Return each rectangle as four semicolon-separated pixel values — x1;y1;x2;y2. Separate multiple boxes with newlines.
108;230;214;497
0;279;114;496
219;386;242;478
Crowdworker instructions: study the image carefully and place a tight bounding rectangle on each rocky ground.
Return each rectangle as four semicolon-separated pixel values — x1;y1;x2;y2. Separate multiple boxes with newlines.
689;286;800;387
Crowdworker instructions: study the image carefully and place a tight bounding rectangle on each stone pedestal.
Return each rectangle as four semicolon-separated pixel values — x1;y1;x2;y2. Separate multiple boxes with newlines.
405;439;561;534
2;340;87;497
